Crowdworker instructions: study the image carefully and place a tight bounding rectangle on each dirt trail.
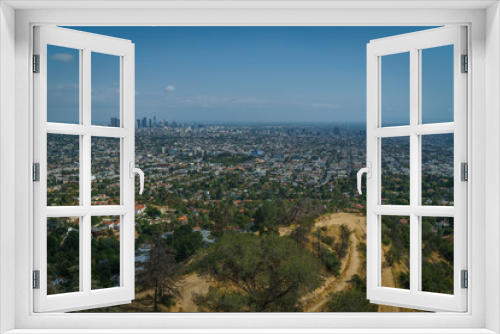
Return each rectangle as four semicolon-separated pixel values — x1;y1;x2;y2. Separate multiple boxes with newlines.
303;213;366;312
305;229;359;312
303;213;411;312
169;273;210;312
377;240;413;312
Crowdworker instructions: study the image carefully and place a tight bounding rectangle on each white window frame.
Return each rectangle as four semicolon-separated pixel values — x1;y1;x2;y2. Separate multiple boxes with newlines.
366;26;467;312
33;26;136;312
1;1;498;333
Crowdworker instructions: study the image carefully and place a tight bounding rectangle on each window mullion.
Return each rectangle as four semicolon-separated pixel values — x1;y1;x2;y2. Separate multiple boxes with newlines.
372;205;411;216
89;205;129;216
46;123;88;135
81;213;90;293
78;48;85;293
373;126;411;138
82;48;92;294
89;126;129;138
409;47;420;295
413;123;454;135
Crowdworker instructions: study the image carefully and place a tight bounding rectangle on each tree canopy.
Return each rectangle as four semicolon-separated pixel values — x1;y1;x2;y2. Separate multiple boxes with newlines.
167;224;204;262
192;233;323;312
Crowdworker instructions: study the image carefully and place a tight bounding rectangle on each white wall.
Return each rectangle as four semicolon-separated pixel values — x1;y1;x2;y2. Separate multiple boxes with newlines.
0;2;16;333
486;2;500;333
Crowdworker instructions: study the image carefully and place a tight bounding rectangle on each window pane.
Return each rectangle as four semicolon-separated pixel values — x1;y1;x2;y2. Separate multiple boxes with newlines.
381;215;410;290
91;215;121;289
47;217;80;295
47;134;80;206
381;137;410;205
421;45;454;124
422;134;454;206
47;45;80;124
381;52;410;127
91;137;121;205
92;52;121;127
421;217;454;294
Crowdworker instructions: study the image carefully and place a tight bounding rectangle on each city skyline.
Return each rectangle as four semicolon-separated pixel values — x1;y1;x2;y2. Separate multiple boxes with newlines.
112;115;370;129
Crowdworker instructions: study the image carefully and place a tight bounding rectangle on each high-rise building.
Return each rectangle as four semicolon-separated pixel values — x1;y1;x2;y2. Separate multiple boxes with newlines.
142;117;147;128
110;117;119;127
149;119;152;128
136;119;141;128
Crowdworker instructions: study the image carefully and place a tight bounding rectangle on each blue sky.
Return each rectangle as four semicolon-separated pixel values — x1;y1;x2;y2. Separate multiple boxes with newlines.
47;26;453;125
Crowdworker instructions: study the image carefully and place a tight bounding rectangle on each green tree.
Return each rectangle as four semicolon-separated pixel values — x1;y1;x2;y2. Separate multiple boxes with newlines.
253;201;283;235
334;224;352;259
137;236;181;312
318;245;341;276
167;224;204;262
281;198;324;226
192;233;323;312
289;223;311;247
145;205;161;218
91;236;120;289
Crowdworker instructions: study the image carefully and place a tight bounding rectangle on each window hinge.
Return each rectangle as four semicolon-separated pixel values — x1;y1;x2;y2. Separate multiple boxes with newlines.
461;54;468;73
461;270;468;289
461;162;468;181
33;54;40;73
33;163;40;182
33;270;40;289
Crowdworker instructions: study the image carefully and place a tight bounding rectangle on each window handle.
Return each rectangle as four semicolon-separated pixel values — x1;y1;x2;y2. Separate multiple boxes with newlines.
129;162;144;195
357;162;371;195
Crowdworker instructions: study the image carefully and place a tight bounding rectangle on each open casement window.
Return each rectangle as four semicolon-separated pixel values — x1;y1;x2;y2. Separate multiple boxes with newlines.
33;26;139;312
365;26;467;312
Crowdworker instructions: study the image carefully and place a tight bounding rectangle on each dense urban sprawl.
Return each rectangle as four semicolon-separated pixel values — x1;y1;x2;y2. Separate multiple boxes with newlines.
45;122;455;312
